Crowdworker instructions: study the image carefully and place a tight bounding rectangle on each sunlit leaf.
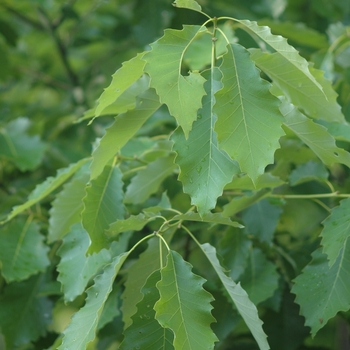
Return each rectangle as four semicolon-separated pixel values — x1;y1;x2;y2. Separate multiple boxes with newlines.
82;166;125;253
144;25;206;137
172;68;240;215
90;88;161;180
120;270;174;350
173;0;202;12
154;250;218;349
0;218;49;282
292;244;350;336
215;43;284;183
321;197;350;267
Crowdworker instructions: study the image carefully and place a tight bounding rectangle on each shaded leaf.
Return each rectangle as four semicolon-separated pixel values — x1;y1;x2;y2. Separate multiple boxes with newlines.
90;88;161;180
82;166;125;254
1;158;89;224
97;287;120;330
215;43;284;182
56;223;111;302
143;192;172;215
319;120;350;142
292;245;350;336
120;270;174;350
172;68;240;215
289;161;329;186
0;218;49;283
144;25;207;137
124;154;177;204
321;197;350;267
225;172;285;190
154;250;218;349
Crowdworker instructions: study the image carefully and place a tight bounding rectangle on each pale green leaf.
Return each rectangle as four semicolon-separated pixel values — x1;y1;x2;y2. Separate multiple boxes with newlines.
321;197;350;267
225;172;285;190
1;158;89;224
249;48;345;123
172;68;240;215
173;0;202;12
172;211;243;228
242;199;282;244
292;244;350;336
48;168;89;243
56;223;111;302
144;25;207;137
120;270;174;350
90;88;161;180
0;218;49;283
59;252;129;350
0;117;46;171
124;154;177;204
281;100;350;167
95;53;146;118
0;276;52;349
318;120;350;142
154;250;218;349
214;43;284;182
197;243;270;350
82;166;125;254
289;161;329;186
240;248;279;304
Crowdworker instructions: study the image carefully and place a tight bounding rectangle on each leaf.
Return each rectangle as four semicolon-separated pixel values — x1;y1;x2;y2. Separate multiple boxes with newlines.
172;68;240;215
90;88;161;180
289;161;329;186
1;158;90;224
0;218;49;283
82;166;125;254
48;168;89;243
97;287;120;330
196;243;270;350
172;211;243;228
214;43;284;182
292;244;350;336
318;120;350;142
59;251;129;350
144;25;207;137
0;275;52;349
320;197;350;267
225;172;285;190
281;100;350;167
143;192;172;215
249;48;345;123
0;117;46;171
154;250;218;349
95;53;146;118
124;154;177;204
56;223;111;302
120;270;174;350
239;248;279;305
173;0;202;12
242;198;282;244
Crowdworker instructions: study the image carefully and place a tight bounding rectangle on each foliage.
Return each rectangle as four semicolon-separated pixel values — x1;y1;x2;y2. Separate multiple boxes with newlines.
1;0;350;349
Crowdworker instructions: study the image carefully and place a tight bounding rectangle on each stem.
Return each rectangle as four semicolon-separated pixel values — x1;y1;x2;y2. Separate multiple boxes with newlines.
270;192;350;199
156;233;171;252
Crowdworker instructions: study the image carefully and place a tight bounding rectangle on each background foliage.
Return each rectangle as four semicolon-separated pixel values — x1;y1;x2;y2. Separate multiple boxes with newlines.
0;0;350;349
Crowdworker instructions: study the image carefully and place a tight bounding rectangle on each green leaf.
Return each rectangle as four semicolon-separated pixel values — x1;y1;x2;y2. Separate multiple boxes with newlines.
172;211;243;228
215;43;284;182
173;0;202;12
154;250;218;349
82;166;125;254
292;244;350;336
281;100;350;167
143;192;172;215
0;276;52;349
120;270;174;350
0;117;46;171
56;223;111;302
240;248;279;304
124;154;177;204
242;198;282;244
318;120;350;142
48;168;89;243
59;251;129;350
225;172;285;190
144;25;207;137
95;53;146;118
97;287;120;330
320;197;350;267
249;48;345;123
1;158;90;224
196;243;270;350
90;88;161;180
289;161;329;186
172;68;240;215
0;218;49;283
